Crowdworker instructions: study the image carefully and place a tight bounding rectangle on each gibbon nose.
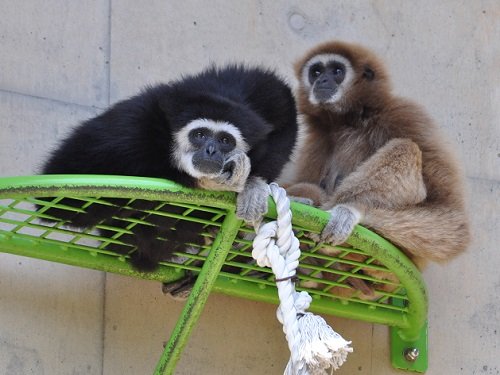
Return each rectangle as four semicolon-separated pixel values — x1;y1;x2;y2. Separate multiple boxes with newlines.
317;75;334;89
205;143;217;156
318;76;329;85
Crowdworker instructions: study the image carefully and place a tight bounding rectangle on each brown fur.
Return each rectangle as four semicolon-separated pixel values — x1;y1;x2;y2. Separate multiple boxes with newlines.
286;182;327;207
288;40;470;266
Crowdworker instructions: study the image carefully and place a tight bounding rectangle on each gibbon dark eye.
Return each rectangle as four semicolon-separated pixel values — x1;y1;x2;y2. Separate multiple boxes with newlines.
217;132;236;150
329;62;345;76
329;63;346;84
308;63;324;84
189;127;212;145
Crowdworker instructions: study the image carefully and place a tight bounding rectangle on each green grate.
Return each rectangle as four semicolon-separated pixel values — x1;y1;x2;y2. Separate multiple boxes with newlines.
0;175;428;373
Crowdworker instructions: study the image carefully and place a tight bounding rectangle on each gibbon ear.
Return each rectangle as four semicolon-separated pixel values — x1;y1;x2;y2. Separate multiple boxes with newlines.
363;66;375;81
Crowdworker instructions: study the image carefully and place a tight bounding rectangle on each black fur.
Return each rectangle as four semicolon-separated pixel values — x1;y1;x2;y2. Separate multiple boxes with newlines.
40;65;298;271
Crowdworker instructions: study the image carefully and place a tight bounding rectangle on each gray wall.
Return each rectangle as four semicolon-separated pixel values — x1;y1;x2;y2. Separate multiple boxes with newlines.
0;1;499;374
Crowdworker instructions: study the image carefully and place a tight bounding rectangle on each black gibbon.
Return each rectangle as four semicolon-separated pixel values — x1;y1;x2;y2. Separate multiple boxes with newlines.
41;65;298;273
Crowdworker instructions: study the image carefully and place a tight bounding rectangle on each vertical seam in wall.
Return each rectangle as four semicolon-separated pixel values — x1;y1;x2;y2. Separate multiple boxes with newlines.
101;272;107;375
106;0;112;107
370;324;374;373
101;1;112;373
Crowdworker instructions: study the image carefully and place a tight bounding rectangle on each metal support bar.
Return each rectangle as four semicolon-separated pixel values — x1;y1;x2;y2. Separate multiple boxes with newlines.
153;211;242;375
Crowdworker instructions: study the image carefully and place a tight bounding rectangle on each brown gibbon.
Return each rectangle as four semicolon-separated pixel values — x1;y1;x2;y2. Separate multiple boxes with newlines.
285;41;470;281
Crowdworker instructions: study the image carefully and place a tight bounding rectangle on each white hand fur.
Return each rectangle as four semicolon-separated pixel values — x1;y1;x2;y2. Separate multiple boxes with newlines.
236;176;269;225
320;204;362;245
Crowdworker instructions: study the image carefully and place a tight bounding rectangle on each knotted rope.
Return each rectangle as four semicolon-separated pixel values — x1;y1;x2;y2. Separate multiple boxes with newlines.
252;183;353;374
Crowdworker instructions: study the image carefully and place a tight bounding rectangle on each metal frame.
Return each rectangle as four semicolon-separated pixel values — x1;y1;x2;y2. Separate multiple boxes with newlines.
0;175;428;373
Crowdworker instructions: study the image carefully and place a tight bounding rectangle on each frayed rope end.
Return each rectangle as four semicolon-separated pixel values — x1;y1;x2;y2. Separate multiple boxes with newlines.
288;312;353;374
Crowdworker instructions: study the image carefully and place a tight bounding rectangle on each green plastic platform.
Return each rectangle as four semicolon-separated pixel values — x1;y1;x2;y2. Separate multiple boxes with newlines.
0;175;428;373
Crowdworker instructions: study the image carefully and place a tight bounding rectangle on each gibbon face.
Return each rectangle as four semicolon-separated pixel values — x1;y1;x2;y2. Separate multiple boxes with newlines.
173;118;249;180
301;53;355;106
295;41;392;115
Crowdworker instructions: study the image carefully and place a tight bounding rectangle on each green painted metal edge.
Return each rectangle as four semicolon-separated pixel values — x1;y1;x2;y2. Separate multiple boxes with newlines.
348;226;427;341
212;275;408;327
0;174;236;209
0;232;185;283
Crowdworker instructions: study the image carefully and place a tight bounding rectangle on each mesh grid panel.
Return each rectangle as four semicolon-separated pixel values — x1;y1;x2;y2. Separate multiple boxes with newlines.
0;175;427;335
1;194;407;314
1;196;225;267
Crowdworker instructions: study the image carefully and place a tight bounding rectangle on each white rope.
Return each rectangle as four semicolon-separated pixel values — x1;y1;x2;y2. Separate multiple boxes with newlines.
252;183;353;374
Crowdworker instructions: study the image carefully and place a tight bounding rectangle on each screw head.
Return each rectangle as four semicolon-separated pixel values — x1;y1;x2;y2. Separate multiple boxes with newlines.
404;348;419;362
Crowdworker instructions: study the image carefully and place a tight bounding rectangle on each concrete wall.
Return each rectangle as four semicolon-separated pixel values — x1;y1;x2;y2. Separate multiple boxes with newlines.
0;1;498;374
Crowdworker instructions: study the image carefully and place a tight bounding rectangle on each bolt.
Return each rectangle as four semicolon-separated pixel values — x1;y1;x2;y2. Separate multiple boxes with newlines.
404;348;419;362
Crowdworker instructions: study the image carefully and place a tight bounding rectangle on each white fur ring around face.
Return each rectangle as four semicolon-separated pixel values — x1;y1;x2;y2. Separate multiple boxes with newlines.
320;204;362;245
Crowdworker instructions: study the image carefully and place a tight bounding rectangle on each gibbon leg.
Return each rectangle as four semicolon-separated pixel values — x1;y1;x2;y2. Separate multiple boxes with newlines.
320;138;426;245
327;138;427;210
285;182;328;206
